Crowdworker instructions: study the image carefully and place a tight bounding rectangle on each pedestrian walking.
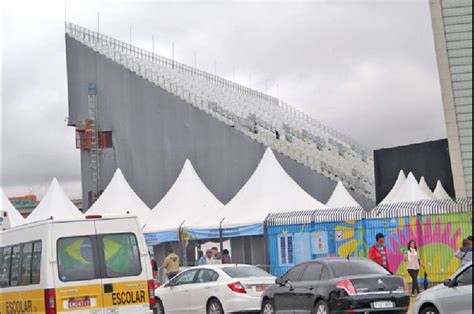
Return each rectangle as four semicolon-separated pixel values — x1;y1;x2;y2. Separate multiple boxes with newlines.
455;238;472;266
162;249;180;280
368;233;391;271
404;240;424;296
198;249;215;265
221;249;232;264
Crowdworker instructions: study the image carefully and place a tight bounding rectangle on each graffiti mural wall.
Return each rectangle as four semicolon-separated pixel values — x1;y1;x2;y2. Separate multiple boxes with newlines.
267;211;472;281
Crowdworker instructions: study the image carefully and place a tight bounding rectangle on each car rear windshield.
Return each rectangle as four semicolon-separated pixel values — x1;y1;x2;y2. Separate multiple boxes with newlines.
222;266;271;278
330;260;390;277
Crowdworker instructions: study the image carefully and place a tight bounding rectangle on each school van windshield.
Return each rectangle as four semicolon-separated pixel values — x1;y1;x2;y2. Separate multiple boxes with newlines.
57;233;142;282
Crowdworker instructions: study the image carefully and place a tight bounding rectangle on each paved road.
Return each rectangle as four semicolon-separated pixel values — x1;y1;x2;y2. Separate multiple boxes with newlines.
409;296;416;314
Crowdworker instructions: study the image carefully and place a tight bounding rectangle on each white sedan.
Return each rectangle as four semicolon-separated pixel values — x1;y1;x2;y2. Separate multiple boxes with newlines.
155;264;276;313
413;262;472;314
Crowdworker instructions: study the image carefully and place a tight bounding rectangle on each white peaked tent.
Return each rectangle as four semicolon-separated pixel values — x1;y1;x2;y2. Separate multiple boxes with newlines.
87;169;150;220
221;148;326;228
1;187;25;228
326;181;361;208
25;178;83;223
419;177;435;199
143;159;224;233
380;170;406;204
391;172;435;203
434;180;452;200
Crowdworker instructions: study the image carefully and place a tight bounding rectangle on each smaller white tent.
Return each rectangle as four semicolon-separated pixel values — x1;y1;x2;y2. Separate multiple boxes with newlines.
434;180;452;200
25;178;83;223
419;177;435;199
391;172;435;203
143;159;224;233
221;148;326;228
380;170;406;204
326;181;361;208
87;169;150;220
1;187;25;228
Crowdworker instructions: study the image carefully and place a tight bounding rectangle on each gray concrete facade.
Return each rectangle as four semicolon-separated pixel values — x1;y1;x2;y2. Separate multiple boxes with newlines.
66;36;374;210
430;0;473;197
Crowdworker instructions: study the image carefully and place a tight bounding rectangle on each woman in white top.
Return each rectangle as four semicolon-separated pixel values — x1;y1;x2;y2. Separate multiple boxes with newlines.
404;240;424;295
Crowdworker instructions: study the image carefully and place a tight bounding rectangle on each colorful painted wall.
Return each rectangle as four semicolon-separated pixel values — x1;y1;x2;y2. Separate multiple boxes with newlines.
267;211;472;284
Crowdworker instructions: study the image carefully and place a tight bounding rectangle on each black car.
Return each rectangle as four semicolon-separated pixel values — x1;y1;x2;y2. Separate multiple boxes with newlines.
261;257;409;314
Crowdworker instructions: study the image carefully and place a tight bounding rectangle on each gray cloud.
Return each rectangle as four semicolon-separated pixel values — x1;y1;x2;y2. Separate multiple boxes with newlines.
1;0;446;198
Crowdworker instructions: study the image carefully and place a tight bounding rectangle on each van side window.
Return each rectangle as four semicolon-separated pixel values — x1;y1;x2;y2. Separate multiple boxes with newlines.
101;233;142;278
20;242;33;285
32;241;42;284
1;247;12;288
58;236;97;282
10;245;21;286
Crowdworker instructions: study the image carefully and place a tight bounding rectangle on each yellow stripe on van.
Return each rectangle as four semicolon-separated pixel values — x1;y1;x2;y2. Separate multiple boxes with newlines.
102;281;149;308
0;289;45;314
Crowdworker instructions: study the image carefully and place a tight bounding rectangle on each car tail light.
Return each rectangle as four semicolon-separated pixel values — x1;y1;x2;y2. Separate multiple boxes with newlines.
44;289;57;314
228;281;247;294
148;280;156;309
154;281;161;289
336;279;357;296
85;215;102;219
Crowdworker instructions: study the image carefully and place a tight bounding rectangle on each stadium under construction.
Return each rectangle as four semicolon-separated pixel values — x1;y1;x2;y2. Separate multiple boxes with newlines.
65;22;376;211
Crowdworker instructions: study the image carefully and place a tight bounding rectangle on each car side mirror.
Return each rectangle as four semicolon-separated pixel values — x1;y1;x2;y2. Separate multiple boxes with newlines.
275;277;287;286
444;279;456;288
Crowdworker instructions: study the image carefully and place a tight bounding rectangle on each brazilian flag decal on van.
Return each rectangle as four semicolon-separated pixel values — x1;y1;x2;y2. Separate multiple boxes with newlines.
58;237;96;281
102;234;142;277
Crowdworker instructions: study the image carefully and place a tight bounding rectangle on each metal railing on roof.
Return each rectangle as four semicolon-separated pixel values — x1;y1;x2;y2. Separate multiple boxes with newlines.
265;206;367;226
264;198;472;226
368;198;472;218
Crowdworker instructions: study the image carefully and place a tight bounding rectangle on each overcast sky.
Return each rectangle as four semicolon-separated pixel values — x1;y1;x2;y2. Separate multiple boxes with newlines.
1;0;446;199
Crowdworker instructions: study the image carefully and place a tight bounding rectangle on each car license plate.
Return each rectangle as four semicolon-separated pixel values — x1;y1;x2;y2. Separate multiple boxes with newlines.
66;297;92;309
372;301;394;309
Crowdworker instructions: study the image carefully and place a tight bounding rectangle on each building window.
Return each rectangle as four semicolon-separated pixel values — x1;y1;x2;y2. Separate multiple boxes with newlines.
279;235;294;266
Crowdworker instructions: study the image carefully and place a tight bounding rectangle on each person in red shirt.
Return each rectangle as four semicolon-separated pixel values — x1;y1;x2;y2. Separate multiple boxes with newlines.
369;233;391;272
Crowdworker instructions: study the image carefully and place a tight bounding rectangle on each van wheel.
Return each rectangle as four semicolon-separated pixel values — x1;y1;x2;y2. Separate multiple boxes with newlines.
207;298;224;314
155;298;165;314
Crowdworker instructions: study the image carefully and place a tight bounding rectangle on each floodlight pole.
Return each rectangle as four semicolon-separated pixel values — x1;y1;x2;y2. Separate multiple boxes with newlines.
219;217;226;254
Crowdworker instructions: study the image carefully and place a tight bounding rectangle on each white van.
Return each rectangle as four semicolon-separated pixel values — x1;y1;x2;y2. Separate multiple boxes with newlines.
0;215;157;313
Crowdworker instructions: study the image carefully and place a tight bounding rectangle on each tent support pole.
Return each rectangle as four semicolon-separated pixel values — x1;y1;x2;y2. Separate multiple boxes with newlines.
219;218;225;255
179;221;187;266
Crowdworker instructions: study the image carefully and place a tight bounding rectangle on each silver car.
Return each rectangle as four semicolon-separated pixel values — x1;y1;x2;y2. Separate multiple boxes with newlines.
414;262;472;314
